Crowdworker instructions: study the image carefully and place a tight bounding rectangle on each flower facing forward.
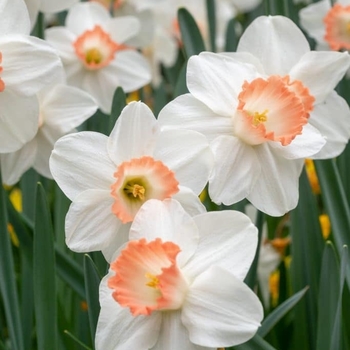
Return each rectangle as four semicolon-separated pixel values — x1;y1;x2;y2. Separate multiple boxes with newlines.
1;82;98;185
159;15;350;216
50;101;213;260
96;199;263;350
45;1;151;113
0;0;63;153
299;0;350;51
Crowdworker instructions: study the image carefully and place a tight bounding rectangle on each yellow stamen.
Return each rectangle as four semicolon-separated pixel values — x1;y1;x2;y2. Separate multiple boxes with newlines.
124;183;145;200
85;48;103;64
145;273;159;288
253;109;268;126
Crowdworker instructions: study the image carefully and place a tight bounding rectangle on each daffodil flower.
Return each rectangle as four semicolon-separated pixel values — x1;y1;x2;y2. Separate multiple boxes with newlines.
0;0;63;153
45;1;151;113
159;15;350;216
96;199;263;350
50;101;213;261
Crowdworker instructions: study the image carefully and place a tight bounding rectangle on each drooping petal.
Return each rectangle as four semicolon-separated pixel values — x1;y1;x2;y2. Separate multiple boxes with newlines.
237;16;310;76
172;186;206;217
182;266;263;348
154;129;213;195
1;35;63;96
152;310;213;350
158;93;233;142
50;132;115;200
208;135;260;205
247;144;304;216
308;91;350;159
39;84;98;134
129;199;199;268
268;123;326;159
65;189;124;253
0;0;30;35
0;90;39;153
182;210;257;281
66;2;110;36
187;52;259;117
1;138;37;185
96;273;162;350
108;101;159;164
289;51;350;103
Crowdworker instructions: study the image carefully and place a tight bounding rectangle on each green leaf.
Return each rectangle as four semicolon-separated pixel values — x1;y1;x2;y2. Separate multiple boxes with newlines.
0;179;24;350
178;8;205;58
258;286;309;338
230;333;277;350
84;255;102;343
110;87;126;129
64;331;92;350
290;168;325;350
174;63;189;97
55;248;85;299
206;0;216;52
314;159;350;289
33;183;57;350
316;242;340;350
225;18;238;52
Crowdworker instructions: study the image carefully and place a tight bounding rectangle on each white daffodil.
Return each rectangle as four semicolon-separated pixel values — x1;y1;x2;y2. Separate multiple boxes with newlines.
45;2;151;113
50;101;213;261
299;0;350;51
0;0;63;154
24;0;79;28
96;198;263;350
1;82;98;185
159;15;350;216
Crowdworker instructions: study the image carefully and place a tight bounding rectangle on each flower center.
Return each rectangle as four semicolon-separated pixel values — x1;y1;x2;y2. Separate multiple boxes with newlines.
108;238;188;316
0;52;5;92
234;75;314;146
73;25;127;70
111;156;179;224
324;4;350;50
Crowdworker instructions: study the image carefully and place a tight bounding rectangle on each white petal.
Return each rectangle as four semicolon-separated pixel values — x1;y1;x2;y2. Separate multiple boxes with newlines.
290;51;350;103
182;266;263;347
187;52;259;117
102;223;131;263
237;15;310;76
1;138;37;185
108;50;151;92
107;16;140;44
50;132;115;200
66;2;110;35
0;0;30;35
0;91;39;153
1;35;63;96
65;189;124;253
299;0;330;44
96;273;162;350
218;52;266;75
269;123;326;159
172;186;206;217
39;84;97;134
247;144;304;216
129;199;199;268
45;27;78;63
309;92;350;159
183;210;257;280
108;101;158;164
208;136;260;205
154;129;213;195
152;310;213;350
158;94;233;142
